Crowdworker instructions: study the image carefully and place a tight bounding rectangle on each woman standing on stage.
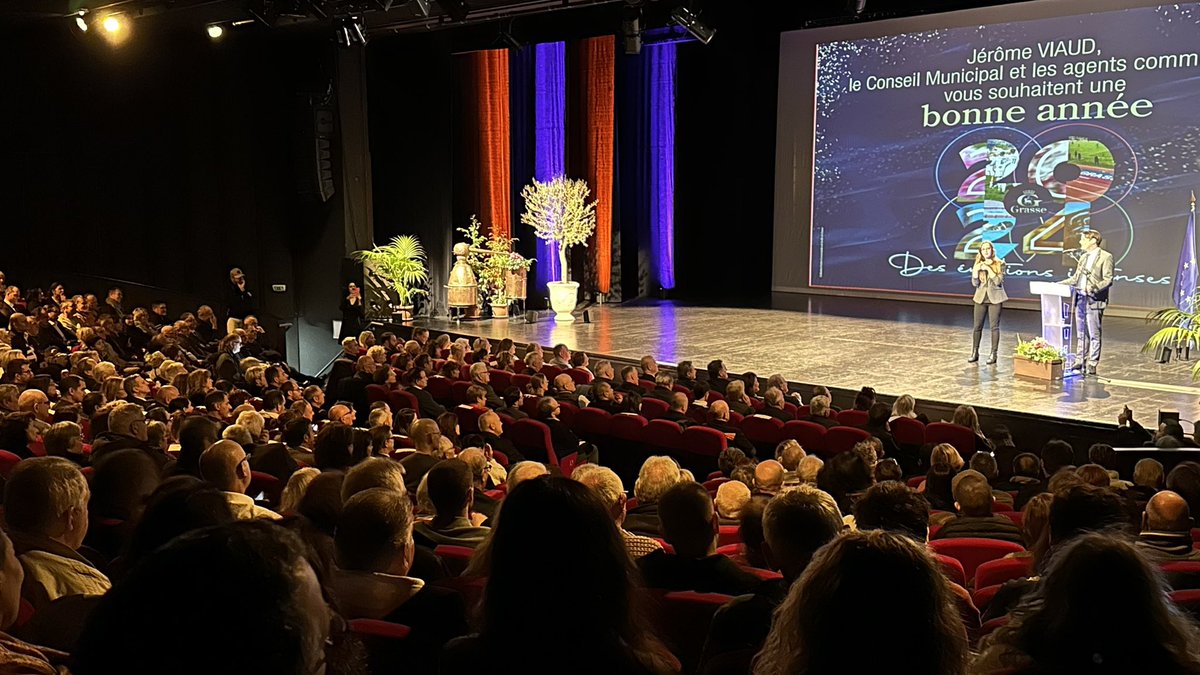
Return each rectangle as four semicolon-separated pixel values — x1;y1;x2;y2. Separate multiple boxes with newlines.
969;241;1008;364
339;282;365;342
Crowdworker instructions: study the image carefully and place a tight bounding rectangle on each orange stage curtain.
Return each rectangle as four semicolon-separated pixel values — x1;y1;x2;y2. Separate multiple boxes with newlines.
473;49;511;238
579;37;615;293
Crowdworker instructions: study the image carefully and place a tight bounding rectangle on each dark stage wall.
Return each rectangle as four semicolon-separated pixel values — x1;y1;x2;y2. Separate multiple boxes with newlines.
0;23;348;373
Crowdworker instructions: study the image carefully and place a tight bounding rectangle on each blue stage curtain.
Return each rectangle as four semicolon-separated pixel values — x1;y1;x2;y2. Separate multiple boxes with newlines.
647;43;676;290
533;42;566;294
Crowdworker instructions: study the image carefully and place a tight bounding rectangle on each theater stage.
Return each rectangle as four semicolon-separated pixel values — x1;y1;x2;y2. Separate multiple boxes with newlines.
412;297;1200;429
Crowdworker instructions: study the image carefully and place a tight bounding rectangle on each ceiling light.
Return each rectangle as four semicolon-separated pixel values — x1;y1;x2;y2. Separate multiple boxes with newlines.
207;24;225;39
102;15;123;33
670;6;714;45
74;11;89;32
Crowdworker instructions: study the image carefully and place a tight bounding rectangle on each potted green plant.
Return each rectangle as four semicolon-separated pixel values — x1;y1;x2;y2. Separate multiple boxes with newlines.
456;216;534;319
520;175;597;322
1013;336;1066;380
352;234;429;323
1143;293;1200;378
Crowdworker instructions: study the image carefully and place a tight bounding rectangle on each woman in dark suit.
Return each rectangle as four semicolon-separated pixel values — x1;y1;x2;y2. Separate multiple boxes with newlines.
338;282;365;342
969;241;1008;364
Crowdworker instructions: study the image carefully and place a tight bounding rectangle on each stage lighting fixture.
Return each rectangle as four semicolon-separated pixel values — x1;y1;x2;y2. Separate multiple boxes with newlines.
670;6;714;44
246;0;280;27
334;16;367;47
103;15;123;33
412;0;431;17
622;2;642;55
207;24;225;39
336;21;351;46
848;0;867;14
438;0;469;22
351;16;368;45
74;11;88;32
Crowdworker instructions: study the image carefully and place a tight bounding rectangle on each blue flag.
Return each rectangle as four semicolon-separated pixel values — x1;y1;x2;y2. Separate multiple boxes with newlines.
1175;197;1198;312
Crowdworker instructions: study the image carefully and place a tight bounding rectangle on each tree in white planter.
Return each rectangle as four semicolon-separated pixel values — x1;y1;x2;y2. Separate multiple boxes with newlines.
520;175;597;321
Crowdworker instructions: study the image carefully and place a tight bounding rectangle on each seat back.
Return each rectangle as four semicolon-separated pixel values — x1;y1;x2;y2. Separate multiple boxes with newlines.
681;426;728;457
509;418;558;466
454;405;487;437
783;402;799;418
702;477;729;492
823;426;871;456
672;384;694;401
510;373;532;391
0;450;22;478
934;552;966;587
246;471;283;507
836;409;868;427
926;422;978;457
997;511;1024;527
716;524;741;547
640;398;669;420
434;544;476;576
782;420;827;455
891;416;926;446
740;415;785;448
652;591;735;675
350;618;411;640
487;369;511;391
450;381;472;405
643;419;685;453
1170;589;1200;620
609;413;649;442
1162;561;1200;591
387;389;421;417
540;364;564;380
366;384;391;405
974;556;1034;589
571;407;612;439
906;475;924;488
929;538;1025;584
566;368;593;385
426;377;454;404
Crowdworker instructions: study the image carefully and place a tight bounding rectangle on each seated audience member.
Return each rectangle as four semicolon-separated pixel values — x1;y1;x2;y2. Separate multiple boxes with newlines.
888;393;919;422
1076;463;1112;488
645;373;675;403
551;374;584;407
547;343;571;368
341;456;407;501
738;498;770;569
312;421;356;471
706;360;730;397
817;451;873;514
1167;461;1200;517
1087;443;1129;489
969;451;1014;507
4;457;112;610
1129;457;1164;504
573;464;663;559
281;417;315;467
468;363;503;409
714;480;752;524
717;447;749;478
951;404;993;456
797;455;823;486
85;449;159;561
0;529;69;672
625;456;681;536
74;521;352;675
497;387;528;420
476;411;522;465
661;392;693;427
399;419;444;493
1008;492;1053;564
199;440;280;521
874;457;903;483
636;482;760;595
506;461;550;493
702;401;755;455
413;460;490;549
754;530;968;675
724;379;753;417
1000;452;1047;511
280;468;320;516
930;469;1023;543
171;416;221;478
456;448;498;522
535;397;582;463
758;387;793;423
854;481;932;542
700;485;844;674
407;368;447;420
1136;490;1200;562
1040;438;1076;476
851;439;880;474
90;402;167;468
616;365;642;396
975;534;1200;674
774;439;805;473
802;395;838;429
731;466;756;491
42;421;86;465
639;355;659;378
922;462;957;513
676;360;698;391
443;477;675;675
753;460;785;498
586;380;622;415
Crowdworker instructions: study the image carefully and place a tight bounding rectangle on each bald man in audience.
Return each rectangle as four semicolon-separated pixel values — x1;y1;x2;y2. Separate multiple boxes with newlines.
662;392;693;427
715;480;752;524
400;419;444;493
477;411;522;464
18;389;52;424
573;464;662;559
1137;490;1200;562
200;440;281;521
701;400;755;455
327;403;356;427
753;460;786;497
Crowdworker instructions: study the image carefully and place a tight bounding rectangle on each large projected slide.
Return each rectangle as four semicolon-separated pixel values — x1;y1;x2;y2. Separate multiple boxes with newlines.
775;1;1200;309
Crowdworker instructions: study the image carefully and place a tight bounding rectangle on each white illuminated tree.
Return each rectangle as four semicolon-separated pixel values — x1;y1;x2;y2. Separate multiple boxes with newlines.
520;175;597;283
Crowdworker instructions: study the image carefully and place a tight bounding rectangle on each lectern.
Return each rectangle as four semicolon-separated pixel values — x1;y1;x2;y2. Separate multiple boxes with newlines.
1029;281;1073;360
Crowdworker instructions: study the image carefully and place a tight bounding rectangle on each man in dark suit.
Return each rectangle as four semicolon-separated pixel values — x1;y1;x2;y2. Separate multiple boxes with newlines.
701;400;755;456
758;387;794;423
536;397;582;463
645;373;675;403
615;365;642;396
662;393;694;428
0;285;18;329
706;359;731;397
997;453;1046;511
407;369;446;420
675;361;698;391
551;374;585;407
802;395;839;429
476;411;525;464
468;363;505;409
592;360;616;388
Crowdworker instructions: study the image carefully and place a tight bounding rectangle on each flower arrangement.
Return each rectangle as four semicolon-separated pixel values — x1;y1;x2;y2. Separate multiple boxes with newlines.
456;216;534;307
520;175;597;283
1014;336;1066;363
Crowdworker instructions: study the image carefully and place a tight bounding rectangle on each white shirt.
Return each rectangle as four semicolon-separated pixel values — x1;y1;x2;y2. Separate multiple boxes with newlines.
1077;249;1099;291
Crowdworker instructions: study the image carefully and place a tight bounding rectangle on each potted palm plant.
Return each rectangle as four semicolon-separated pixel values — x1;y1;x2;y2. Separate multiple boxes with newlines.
353;234;429;323
520;175;597;322
1143;293;1200;378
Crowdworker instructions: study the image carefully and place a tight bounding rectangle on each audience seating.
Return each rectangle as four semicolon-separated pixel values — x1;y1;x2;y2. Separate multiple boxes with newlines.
426;377;453;404
453;406;487;438
974;557;1033;589
823;426;871;456
890;416;926;447
782;402;799;418
508;419;559;466
783;420;827;455
971;584;1002;614
510;373;532;391
993;501;1014;512
926;422;977;457
0;450;22;478
1161;561;1200;590
572;407;612;441
366;384;391;406
488;370;512;391
929;538;1025;585
434;545;475;576
1170;589;1200;621
934;553;967;587
716;525;740;547
643;420;686;455
978;615;1009;641
997;511;1023;527
652;591;734;674
640;398;669;420
450;381;472;405
714;543;741;557
350;619;412;640
678;426;728;475
565;368;592;385
906;475;924;489
247;471;283;507
741;415;785;451
795;405;811;417
701;477;729;492
672;384;694;401
835;409;868;427
387;389;421;417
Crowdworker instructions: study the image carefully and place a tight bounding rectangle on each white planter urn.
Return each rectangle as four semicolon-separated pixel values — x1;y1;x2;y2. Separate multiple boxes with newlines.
548;281;579;322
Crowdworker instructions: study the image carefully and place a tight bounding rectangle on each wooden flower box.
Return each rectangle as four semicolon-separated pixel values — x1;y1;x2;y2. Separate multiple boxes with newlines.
1013;355;1063;380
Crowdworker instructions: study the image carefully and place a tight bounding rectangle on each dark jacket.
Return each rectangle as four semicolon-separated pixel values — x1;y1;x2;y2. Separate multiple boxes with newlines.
930;515;1024;544
662;410;694;428
400;452;441;493
637;550;762;596
89;432;169;469
728;400;754;417
624;502;662;537
758;406;793;423
699;578;789;675
481;432;524;465
338;372;372;425
702;420;755;455
339;297;365;342
543;418;581;462
801;414;838;430
645;387;674;403
227;282;256;320
250;442;300;482
410;387;447;420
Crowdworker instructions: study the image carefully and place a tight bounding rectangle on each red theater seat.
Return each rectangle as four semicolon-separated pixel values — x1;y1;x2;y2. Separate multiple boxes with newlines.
366;384;390;405
740;415;785;447
247;471;282;507
571;407;612;438
426;377;453;404
891;416;926;446
641;398;669;420
350;619;411;641
783;420;827;455
929;538;1025;585
643;419;685;453
489;370;512;391
934;553;967;587
434;544;475;576
451;381;472;405
974;557;1033;589
926;422;978;457
509;418;558;466
653;591;735;674
836;409;868;427
566;368;593;385
0;450;22;478
823;426;871;456
610;413;648;442
388;389;420;416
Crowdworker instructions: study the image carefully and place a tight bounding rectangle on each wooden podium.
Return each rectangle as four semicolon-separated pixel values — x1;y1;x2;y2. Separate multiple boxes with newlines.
1029;281;1073;366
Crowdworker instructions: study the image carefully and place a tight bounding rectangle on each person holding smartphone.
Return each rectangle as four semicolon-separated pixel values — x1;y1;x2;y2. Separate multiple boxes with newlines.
969;241;1008;364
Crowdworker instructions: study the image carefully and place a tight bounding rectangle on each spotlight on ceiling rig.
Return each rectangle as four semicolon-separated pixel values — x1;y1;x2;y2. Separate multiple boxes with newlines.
621;1;643;55
670;5;714;45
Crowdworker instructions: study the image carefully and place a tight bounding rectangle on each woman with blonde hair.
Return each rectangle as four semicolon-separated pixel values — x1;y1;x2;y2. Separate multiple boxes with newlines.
969;240;1008;364
890;394;917;422
952;404;994;454
754;530;967;675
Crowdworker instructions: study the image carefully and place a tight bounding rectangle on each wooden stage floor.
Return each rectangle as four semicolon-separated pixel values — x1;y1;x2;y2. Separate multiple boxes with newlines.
415;298;1200;427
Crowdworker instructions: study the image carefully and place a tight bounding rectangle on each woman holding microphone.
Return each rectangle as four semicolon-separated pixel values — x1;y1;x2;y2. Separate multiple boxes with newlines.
969;241;1007;364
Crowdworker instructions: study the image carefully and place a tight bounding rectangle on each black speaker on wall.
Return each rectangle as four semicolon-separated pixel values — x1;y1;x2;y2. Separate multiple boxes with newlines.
295;92;336;202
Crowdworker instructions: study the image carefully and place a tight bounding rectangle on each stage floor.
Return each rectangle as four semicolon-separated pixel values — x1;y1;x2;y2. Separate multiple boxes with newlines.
416;298;1200;427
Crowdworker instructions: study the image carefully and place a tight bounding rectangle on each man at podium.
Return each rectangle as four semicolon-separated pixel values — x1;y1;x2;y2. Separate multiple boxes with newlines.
1059;230;1114;376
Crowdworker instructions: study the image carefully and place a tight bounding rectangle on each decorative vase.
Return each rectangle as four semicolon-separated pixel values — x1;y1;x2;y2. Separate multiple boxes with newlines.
391;306;415;323
548;281;579;322
1012;355;1063;380
490;301;510;319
